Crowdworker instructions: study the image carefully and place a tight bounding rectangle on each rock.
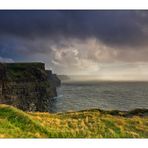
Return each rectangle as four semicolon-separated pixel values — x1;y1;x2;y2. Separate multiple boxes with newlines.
57;75;71;82
46;70;61;87
0;62;61;112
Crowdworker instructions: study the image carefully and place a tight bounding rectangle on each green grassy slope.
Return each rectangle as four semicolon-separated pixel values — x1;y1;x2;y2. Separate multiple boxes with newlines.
0;104;148;138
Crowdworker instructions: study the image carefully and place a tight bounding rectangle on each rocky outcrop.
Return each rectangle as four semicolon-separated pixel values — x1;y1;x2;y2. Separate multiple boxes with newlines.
46;70;61;87
0;62;60;112
57;75;71;82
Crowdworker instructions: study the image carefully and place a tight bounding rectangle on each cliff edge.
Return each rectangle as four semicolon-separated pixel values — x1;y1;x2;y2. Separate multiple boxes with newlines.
0;62;61;112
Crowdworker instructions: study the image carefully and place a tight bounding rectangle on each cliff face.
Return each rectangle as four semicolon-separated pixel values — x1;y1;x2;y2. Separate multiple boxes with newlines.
0;62;61;112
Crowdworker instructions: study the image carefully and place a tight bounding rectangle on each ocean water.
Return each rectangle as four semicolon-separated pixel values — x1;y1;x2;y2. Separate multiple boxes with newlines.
50;81;148;112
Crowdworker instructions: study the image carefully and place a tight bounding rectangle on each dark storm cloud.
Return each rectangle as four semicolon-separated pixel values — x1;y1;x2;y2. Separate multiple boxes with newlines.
2;10;148;77
0;10;148;47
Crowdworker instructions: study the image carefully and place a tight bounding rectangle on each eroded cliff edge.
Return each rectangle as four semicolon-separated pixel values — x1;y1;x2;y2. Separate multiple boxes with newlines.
0;62;61;112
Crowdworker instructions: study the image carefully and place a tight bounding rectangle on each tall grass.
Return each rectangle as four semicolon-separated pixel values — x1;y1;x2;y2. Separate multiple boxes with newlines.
0;104;148;138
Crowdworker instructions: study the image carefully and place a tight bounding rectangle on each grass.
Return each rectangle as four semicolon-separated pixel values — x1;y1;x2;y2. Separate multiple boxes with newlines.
0;104;148;138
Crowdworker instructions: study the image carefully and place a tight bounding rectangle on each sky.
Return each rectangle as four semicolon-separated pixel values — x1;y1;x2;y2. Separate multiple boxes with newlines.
1;10;148;80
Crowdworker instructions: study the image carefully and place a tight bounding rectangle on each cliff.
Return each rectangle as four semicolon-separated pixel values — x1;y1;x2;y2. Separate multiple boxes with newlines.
0;62;61;112
57;75;71;82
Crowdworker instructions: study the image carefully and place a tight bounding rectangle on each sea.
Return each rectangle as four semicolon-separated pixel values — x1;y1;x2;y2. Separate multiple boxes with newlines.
50;81;148;113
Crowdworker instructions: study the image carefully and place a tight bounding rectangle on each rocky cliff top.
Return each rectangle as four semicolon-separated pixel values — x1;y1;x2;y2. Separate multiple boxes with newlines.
0;62;49;82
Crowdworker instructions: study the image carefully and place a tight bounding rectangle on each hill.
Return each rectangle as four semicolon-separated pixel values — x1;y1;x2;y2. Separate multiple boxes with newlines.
0;104;147;138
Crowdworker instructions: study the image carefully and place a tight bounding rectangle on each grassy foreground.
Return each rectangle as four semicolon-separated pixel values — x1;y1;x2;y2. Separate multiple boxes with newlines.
0;104;148;138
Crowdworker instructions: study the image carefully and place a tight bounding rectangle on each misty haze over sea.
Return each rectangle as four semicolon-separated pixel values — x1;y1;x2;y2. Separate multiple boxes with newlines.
51;80;148;112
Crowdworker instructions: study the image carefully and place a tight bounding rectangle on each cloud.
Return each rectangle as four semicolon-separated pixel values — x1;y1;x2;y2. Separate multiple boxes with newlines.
0;10;148;48
43;38;148;75
1;10;148;78
0;56;14;62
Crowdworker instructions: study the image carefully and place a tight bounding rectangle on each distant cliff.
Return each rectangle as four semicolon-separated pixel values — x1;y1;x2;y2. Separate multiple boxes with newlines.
57;75;71;82
0;62;61;112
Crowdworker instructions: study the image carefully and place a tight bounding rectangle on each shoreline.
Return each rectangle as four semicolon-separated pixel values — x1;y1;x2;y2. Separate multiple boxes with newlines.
59;108;148;117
